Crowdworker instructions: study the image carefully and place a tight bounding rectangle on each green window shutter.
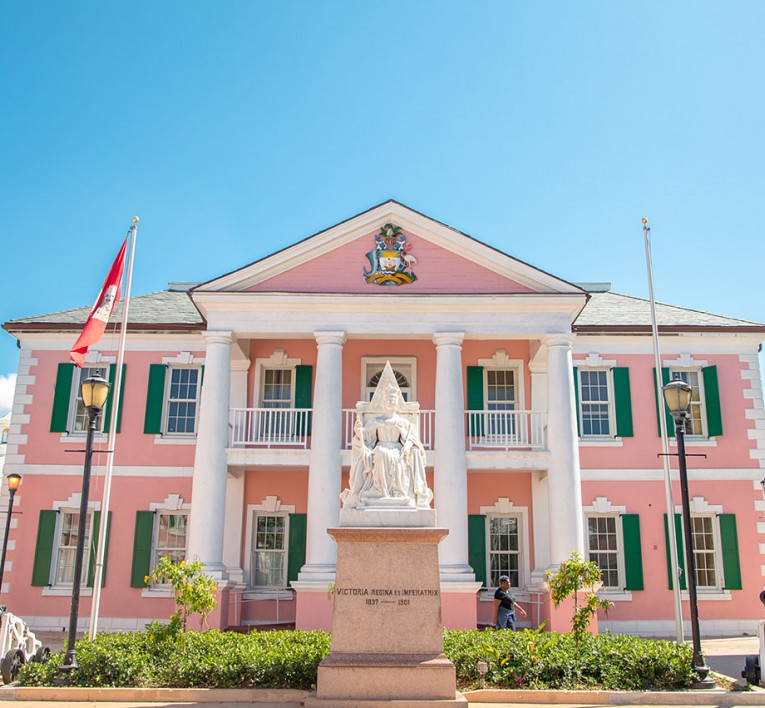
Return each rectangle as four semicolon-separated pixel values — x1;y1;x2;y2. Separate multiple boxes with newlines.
294;365;313;436
664;513;686;590
31;510;58;586
87;511;111;588
653;367;675;437
621;514;643;590
466;366;484;437
102;365;127;434
468;515;487;588
144;365;166;434
613;367;634;437
50;363;75;433
719;513;742;590
703;365;723;437
573;367;581;436
287;513;307;584
130;511;155;588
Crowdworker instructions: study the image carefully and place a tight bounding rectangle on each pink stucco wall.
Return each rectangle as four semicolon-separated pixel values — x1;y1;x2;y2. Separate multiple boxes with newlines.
246;228;537;295
8;474;192;621
20;350;202;467
575;354;756;470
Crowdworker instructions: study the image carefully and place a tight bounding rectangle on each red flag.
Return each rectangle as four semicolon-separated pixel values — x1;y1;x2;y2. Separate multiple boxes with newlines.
70;238;128;367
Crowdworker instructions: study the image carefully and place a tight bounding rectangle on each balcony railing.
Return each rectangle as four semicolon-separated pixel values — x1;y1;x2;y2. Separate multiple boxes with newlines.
466;410;546;450
229;408;311;449
229;408;546;451
341;409;435;450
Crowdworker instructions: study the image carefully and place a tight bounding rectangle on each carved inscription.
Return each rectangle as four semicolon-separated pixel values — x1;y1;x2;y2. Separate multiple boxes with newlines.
335;586;439;608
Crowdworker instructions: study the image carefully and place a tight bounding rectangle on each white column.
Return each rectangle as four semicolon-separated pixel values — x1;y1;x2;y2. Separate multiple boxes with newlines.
187;331;233;575
544;334;584;565
433;332;474;581
299;331;345;582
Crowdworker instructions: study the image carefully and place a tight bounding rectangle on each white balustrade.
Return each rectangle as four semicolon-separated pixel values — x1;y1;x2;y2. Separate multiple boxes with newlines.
229;408;546;451
229;408;312;449
466;410;547;450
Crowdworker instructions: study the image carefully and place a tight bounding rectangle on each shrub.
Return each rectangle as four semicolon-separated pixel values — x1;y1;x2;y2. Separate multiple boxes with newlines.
546;551;613;637
145;558;218;631
18;627;694;691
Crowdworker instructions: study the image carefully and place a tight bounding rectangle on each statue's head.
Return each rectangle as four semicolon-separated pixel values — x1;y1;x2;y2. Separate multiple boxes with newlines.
382;382;400;411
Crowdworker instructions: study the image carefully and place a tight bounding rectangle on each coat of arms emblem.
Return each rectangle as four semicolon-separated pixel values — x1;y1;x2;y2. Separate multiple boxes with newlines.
363;223;418;286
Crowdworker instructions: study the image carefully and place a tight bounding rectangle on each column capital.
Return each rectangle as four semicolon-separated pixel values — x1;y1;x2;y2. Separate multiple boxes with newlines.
313;331;346;347
201;330;234;345
542;333;576;350
433;332;465;348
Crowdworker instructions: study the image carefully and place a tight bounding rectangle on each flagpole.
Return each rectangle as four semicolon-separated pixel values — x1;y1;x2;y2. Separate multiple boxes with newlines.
643;218;684;645
89;217;139;639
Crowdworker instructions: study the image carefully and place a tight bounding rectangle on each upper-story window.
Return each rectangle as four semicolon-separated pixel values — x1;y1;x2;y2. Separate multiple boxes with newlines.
574;362;633;439
164;367;201;435
363;358;415;402
658;363;723;439
669;369;704;436
0;429;7;444
144;363;202;437
69;366;109;433
260;369;293;408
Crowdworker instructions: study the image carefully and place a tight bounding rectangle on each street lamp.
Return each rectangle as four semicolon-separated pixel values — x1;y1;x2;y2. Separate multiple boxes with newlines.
0;473;21;595
59;374;110;674
662;379;716;688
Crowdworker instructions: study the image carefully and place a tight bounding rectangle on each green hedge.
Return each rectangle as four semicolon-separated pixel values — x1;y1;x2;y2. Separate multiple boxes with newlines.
18;626;695;691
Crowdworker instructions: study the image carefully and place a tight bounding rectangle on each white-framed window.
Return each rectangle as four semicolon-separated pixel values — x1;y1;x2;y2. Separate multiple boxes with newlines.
689;515;721;589
578;369;614;437
260;368;294;408
163;367;201;435
488;515;521;588
586;515;623;589
669;369;705;436
362;357;415;402
152;511;188;569
68;366;109;433
54;509;93;586
251;513;288;588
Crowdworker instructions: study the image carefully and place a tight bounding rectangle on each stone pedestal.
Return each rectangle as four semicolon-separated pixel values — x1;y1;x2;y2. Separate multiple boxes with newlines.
308;527;465;707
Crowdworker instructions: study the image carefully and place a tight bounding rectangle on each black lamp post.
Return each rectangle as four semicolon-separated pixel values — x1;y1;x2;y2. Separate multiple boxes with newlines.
0;473;21;596
59;374;110;674
662;379;716;688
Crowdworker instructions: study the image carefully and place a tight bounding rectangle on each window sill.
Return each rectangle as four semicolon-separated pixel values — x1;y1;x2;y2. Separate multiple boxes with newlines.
141;587;173;598
42;586;92;597
59;433;107;443
243;589;295;601
579;438;624;447
598;590;633;601
681;590;731;601
153;435;197;445
669;438;718;447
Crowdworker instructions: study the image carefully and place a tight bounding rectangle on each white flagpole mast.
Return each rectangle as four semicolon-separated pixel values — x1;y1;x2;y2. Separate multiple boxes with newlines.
643;218;684;645
89;217;139;639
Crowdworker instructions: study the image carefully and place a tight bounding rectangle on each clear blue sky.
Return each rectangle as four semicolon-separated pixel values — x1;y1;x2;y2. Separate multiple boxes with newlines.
2;2;764;389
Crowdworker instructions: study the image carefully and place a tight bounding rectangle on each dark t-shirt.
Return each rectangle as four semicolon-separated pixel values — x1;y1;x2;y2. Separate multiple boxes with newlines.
494;587;515;611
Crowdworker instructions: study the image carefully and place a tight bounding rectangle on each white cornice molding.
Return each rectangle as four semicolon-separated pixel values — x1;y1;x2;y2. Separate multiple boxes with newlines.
194;203;585;295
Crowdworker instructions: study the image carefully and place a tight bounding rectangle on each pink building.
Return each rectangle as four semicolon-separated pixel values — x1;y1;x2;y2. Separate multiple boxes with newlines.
3;201;765;636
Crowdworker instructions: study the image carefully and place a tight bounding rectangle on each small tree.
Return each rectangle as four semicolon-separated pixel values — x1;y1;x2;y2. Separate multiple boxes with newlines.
146;557;218;630
546;551;612;637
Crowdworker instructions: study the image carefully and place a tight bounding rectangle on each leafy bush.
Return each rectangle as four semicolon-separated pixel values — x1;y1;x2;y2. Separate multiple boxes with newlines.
443;629;695;690
18;627;694;691
146;558;218;630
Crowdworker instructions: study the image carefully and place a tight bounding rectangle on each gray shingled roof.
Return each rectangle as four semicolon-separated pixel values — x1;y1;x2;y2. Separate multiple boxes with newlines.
5;290;204;328
5;287;763;332
575;291;764;329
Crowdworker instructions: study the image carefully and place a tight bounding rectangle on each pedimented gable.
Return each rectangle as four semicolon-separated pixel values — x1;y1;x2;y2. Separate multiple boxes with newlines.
194;201;584;296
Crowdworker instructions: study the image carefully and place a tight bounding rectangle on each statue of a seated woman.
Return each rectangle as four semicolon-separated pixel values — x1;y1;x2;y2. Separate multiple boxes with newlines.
341;362;433;510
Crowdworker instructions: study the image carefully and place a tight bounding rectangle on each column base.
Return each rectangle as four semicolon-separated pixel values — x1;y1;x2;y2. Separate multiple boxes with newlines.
298;563;337;583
